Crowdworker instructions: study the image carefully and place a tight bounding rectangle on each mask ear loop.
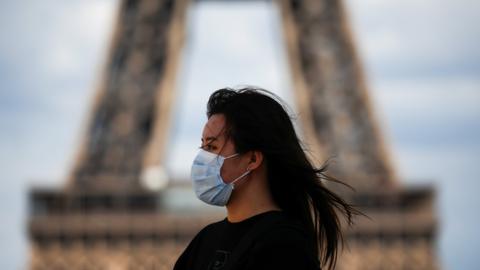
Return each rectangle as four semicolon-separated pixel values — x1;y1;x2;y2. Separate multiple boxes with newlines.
214;152;238;163
230;168;251;189
224;153;239;159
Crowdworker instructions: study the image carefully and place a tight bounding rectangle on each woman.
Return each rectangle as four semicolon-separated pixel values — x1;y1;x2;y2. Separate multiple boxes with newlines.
173;87;359;270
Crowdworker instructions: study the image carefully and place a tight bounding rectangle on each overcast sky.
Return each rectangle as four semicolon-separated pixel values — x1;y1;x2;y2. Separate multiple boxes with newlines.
1;0;479;269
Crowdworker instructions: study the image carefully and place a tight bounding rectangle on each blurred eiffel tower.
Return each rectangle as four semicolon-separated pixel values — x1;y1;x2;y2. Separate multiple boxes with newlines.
28;0;439;269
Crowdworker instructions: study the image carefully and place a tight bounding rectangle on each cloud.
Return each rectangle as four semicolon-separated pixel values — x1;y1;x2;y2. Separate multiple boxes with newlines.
0;0;116;118
345;0;480;78
369;77;480;148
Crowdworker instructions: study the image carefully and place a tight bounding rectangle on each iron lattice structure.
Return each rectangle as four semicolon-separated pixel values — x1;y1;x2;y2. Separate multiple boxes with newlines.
28;0;439;269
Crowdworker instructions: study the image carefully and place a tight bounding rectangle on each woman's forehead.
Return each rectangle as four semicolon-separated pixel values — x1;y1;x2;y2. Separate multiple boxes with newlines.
202;114;226;140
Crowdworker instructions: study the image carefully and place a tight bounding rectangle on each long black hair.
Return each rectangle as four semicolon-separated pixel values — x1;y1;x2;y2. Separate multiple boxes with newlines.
206;87;362;270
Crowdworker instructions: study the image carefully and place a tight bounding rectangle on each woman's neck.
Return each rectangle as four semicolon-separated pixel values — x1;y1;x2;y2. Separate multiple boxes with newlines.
225;172;280;223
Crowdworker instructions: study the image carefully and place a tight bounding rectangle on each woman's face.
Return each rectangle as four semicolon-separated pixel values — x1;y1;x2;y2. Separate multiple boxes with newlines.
200;114;251;183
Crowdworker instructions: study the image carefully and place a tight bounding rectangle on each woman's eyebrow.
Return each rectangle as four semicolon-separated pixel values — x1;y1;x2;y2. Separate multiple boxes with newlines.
201;136;218;143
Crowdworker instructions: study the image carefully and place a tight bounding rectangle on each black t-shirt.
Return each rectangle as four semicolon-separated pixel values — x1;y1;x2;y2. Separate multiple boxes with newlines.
173;210;321;270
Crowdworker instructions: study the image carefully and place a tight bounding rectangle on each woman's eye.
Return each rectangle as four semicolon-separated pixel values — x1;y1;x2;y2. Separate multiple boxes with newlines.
207;145;217;151
200;144;215;151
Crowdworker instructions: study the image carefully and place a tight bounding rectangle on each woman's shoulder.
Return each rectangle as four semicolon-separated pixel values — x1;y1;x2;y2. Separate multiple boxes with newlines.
245;212;320;269
244;211;315;254
193;217;228;240
258;212;311;244
177;218;227;255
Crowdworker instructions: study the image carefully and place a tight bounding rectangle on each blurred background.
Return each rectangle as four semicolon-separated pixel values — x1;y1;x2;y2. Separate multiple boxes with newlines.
1;0;479;269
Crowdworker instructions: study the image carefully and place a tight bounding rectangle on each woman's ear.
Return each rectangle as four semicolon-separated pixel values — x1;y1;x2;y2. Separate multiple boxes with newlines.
247;151;263;170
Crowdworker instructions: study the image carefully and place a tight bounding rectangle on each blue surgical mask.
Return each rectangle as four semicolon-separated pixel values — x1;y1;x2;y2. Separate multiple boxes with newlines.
191;149;251;206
